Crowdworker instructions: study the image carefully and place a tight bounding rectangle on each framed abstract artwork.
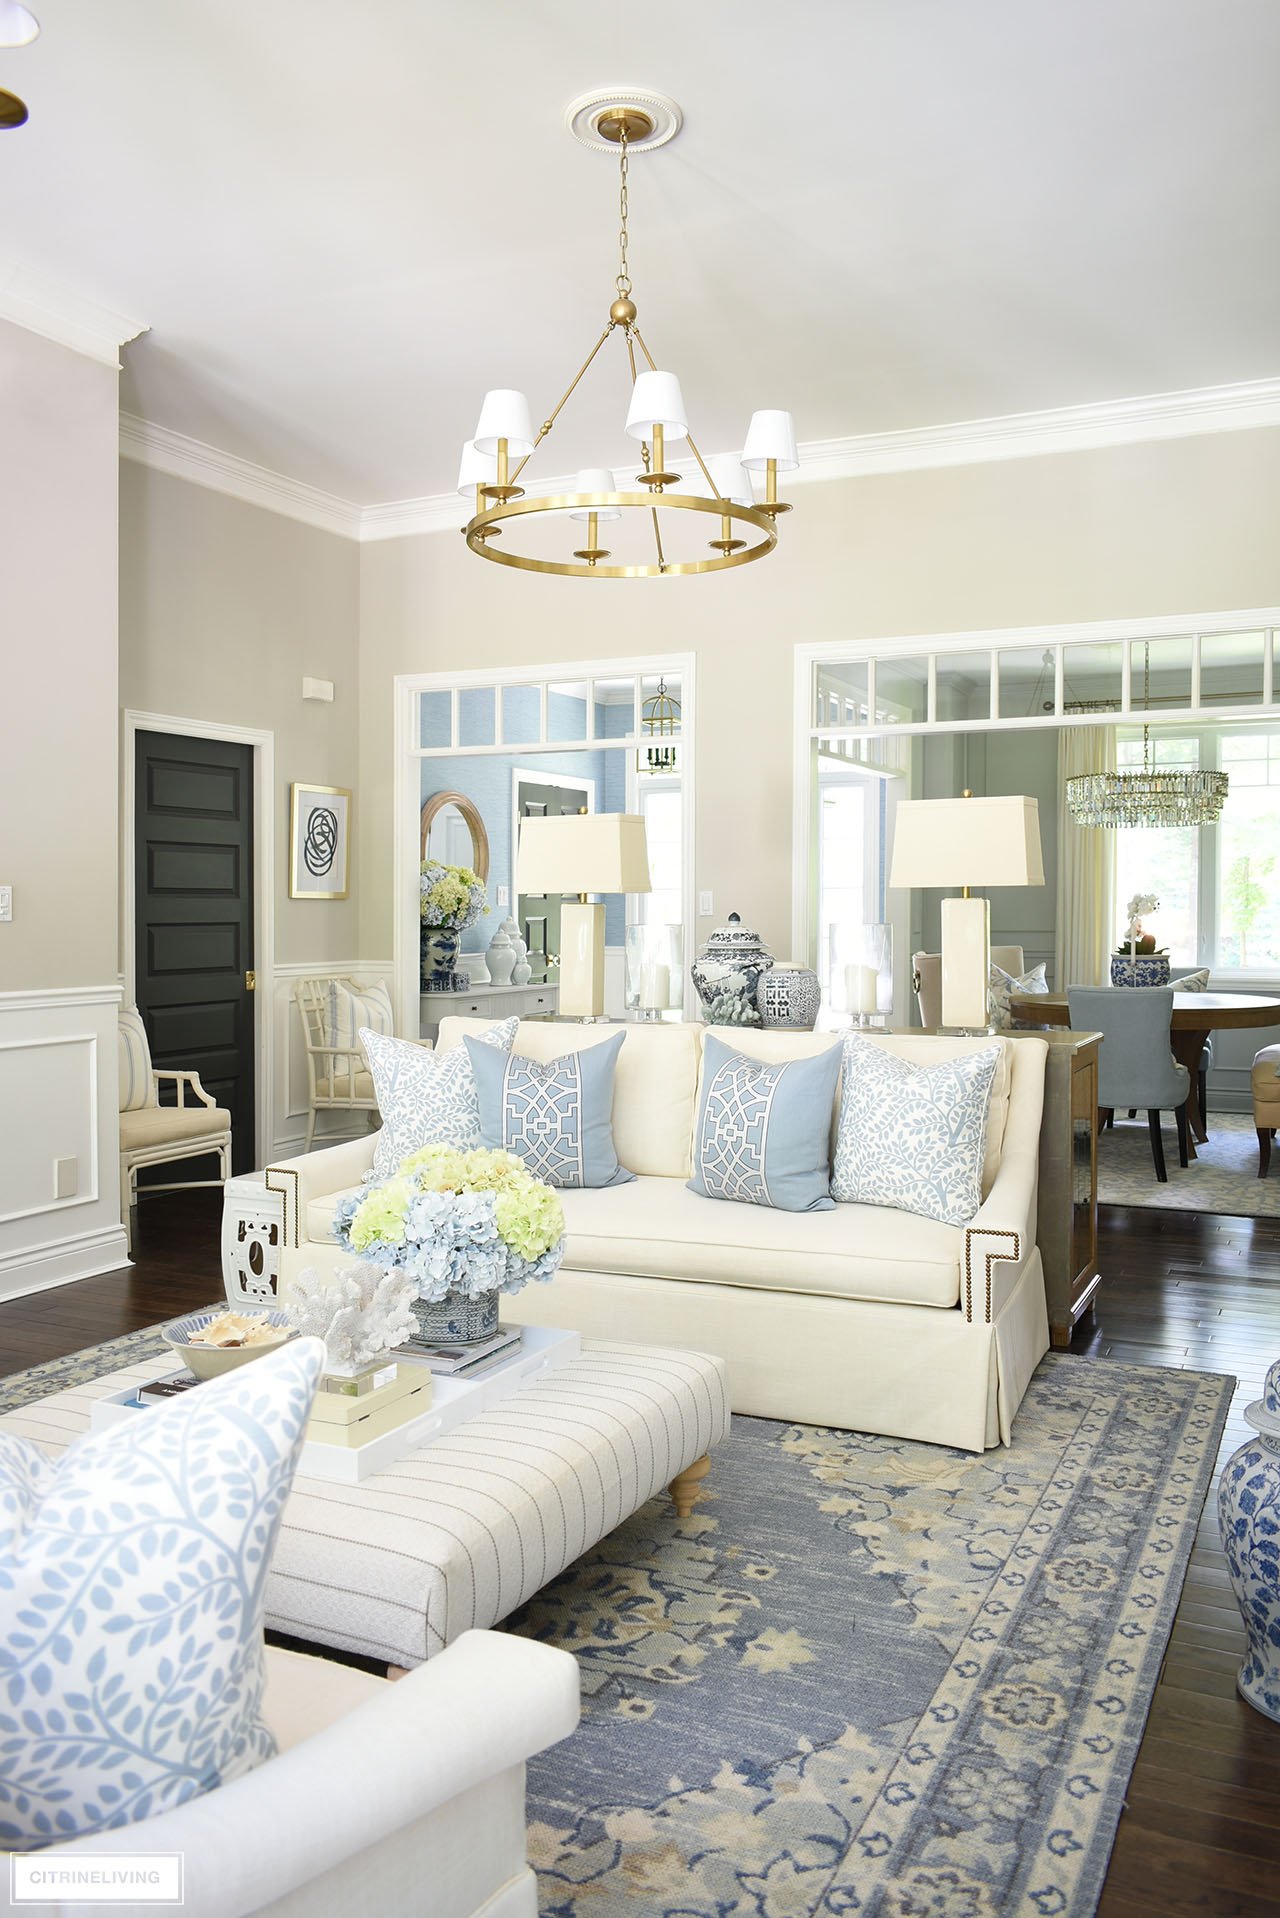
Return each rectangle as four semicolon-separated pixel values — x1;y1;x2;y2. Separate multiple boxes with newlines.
289;782;351;899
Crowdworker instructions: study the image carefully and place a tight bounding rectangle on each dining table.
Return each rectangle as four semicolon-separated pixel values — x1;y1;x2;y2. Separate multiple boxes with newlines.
1008;990;1280;1158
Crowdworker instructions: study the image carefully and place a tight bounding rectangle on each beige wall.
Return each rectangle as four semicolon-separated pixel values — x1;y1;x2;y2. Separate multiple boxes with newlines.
1;321;120;991
118;463;362;966
358;425;1280;961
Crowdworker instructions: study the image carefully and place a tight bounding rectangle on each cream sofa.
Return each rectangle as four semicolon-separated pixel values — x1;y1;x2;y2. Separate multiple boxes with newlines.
242;1019;1050;1454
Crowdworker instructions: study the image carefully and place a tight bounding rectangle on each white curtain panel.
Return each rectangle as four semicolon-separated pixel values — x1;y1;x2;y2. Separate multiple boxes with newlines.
1055;726;1117;991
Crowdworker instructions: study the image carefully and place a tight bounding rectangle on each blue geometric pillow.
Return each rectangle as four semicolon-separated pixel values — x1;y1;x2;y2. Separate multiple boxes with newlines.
832;1035;1001;1225
364;1017;518;1180
464;1029;635;1189
0;1337;324;1850
687;1034;841;1212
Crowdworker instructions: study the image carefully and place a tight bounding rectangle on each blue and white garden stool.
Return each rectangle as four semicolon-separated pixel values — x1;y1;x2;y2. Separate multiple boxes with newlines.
1219;1358;1280;1719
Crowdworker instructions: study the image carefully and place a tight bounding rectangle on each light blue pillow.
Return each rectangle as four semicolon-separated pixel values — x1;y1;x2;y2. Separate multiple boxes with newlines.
0;1337;325;1850
364;1017;518;1180
464;1030;634;1189
687;1034;841;1212
832;1035;1001;1225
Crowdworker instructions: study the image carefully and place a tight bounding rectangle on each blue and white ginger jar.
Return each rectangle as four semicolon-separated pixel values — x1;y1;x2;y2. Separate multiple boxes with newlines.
1219;1357;1280;1719
691;913;773;1027
1110;952;1171;987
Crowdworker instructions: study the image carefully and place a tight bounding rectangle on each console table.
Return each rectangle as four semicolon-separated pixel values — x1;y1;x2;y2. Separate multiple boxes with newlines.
420;979;558;1041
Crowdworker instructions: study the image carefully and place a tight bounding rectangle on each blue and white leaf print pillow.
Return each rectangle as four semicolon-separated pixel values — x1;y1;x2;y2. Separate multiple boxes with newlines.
832;1035;1001;1225
364;1017;519;1180
0;1336;324;1850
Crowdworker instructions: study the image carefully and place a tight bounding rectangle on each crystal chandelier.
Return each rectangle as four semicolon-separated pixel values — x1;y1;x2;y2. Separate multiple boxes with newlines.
1066;642;1228;828
458;94;797;578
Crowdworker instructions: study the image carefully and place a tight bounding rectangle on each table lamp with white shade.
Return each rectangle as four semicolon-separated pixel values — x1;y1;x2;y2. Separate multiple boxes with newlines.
888;794;1045;1031
516;813;651;1019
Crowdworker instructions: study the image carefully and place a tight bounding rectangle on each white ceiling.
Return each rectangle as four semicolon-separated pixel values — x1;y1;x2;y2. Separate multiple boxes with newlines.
2;0;1279;503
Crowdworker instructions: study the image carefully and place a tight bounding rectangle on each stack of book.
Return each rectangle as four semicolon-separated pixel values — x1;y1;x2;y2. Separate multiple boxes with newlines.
397;1326;523;1378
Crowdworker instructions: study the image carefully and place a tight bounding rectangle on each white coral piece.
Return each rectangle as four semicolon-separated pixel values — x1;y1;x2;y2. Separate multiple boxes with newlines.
287;1263;418;1370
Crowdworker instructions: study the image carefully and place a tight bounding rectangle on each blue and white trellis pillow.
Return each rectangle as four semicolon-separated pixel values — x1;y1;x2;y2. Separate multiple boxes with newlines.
832;1035;1001;1225
687;1034;841;1212
465;1029;635;1189
364;1018;518;1179
0;1336;325;1850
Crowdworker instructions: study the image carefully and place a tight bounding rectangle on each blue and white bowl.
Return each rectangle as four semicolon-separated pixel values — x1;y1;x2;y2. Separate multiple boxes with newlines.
162;1306;295;1381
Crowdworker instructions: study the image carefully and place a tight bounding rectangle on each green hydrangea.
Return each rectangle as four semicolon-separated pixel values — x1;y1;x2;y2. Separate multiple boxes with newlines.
393;1143;563;1259
347;1176;413;1251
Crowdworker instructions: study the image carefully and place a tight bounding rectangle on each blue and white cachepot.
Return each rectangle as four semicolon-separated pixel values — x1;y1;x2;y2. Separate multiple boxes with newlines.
1110;952;1171;987
1219;1358;1280;1719
691;913;774;1027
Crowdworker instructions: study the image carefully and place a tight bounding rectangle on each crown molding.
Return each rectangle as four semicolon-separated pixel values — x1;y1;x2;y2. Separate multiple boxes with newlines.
0;261;147;368
119;414;364;540
357;375;1280;541
120;373;1280;545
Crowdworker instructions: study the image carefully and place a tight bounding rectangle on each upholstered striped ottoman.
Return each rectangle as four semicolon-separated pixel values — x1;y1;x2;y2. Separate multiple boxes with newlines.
1;1338;730;1672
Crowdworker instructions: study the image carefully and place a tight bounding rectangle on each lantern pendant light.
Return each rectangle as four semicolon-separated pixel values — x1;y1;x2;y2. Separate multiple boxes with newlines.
461;95;798;578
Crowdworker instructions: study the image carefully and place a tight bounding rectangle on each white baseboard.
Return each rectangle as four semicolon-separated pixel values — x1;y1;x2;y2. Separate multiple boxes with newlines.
0;1223;131;1300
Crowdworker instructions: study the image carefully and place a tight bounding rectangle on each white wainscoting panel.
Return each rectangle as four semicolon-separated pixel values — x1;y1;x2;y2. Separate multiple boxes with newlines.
0;987;127;1297
270;961;394;1162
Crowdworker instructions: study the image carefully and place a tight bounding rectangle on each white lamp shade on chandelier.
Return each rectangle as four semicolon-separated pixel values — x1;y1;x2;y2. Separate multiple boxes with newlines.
705;452;753;506
569;469;622;521
456;439;497;497
624;370;689;442
0;1;38;45
741;409;799;472
473;388;535;456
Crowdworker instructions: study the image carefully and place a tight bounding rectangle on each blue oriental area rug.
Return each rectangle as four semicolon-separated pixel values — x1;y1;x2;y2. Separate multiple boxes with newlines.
505;1354;1231;1918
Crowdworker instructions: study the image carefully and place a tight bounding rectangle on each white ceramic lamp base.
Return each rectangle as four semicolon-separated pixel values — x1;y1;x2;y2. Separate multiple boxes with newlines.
558;900;606;1019
940;894;991;1031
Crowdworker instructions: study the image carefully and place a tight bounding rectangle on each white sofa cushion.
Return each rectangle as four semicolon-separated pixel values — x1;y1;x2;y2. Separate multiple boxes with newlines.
436;1017;702;1180
302;1172;962;1308
832;1036;1002;1224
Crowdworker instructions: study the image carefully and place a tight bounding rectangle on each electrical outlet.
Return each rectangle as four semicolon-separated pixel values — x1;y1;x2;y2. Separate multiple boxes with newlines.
0;886;11;922
497;885;509;908
698;890;714;917
54;1156;77;1200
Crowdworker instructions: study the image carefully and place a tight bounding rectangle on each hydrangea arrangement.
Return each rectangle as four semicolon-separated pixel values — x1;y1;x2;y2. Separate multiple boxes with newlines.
332;1145;565;1305
419;859;488;932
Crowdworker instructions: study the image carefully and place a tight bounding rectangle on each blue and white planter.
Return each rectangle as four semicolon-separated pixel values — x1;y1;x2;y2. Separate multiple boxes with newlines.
1219;1358;1280;1720
1110;952;1171;988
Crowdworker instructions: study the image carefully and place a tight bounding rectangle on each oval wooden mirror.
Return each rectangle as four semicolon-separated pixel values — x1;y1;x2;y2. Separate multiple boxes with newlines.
420;791;490;882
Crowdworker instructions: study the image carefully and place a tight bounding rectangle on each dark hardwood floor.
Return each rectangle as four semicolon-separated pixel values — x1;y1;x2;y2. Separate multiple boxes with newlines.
1;1192;1278;1913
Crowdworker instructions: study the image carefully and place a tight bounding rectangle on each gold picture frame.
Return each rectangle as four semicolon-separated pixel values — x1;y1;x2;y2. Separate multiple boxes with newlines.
289;782;351;899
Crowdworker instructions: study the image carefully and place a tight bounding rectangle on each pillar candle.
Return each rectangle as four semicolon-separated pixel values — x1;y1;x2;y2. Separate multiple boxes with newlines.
639;962;670;1010
847;963;879;1014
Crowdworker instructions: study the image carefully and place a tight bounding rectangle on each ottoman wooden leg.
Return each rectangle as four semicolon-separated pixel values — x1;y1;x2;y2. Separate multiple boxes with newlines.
670;1453;711;1519
1261;1128;1273;1180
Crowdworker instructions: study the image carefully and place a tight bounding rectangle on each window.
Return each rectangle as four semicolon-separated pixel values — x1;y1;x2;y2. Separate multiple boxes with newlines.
1113;725;1280;974
636;780;682;932
816;763;887;999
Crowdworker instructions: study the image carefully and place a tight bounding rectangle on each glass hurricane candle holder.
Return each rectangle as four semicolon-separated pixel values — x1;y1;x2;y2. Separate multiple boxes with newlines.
830;923;893;1027
625;923;681;1020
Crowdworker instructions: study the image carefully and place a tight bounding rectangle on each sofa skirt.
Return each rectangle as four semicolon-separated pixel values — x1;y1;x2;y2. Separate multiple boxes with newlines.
502;1249;1049;1454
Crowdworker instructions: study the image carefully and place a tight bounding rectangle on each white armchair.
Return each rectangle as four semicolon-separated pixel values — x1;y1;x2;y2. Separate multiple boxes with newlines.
118;1007;231;1252
294;976;384;1150
11;1631;580;1918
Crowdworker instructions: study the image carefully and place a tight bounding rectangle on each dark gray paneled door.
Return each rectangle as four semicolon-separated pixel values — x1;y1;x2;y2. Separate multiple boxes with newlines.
134;731;255;1174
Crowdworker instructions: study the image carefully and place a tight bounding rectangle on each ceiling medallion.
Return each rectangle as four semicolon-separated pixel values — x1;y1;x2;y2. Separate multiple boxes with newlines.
1066;642;1229;829
458;94;798;579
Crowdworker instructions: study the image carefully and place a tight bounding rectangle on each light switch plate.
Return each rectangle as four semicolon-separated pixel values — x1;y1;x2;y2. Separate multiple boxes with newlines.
497;885;509;908
698;890;713;917
0;886;11;922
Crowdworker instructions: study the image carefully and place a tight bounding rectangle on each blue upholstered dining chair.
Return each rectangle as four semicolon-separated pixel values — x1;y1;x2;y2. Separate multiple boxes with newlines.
1169;965;1214;1135
1067;985;1190;1183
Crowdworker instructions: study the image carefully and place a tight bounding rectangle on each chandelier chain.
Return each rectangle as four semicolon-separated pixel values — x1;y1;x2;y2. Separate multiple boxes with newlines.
616;128;632;299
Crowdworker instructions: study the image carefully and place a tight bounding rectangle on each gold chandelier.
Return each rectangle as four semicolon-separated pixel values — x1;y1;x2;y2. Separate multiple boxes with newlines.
457;97;798;579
